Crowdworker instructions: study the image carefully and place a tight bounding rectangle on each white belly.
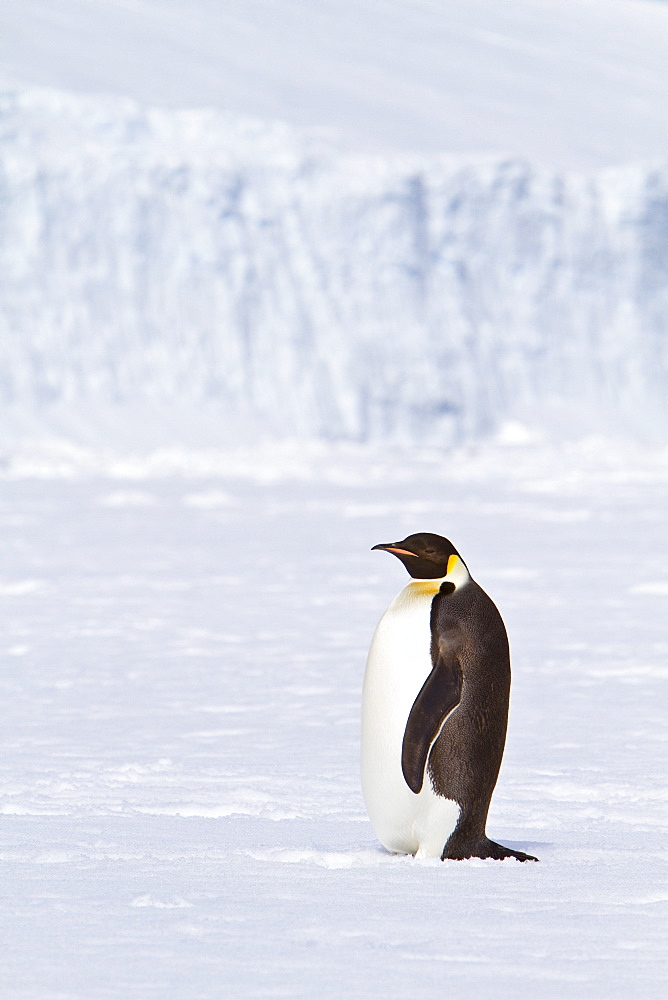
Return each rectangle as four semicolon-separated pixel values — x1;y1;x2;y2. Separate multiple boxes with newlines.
361;582;460;858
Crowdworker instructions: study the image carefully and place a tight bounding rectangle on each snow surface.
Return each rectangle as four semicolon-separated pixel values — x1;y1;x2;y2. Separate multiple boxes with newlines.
1;447;667;998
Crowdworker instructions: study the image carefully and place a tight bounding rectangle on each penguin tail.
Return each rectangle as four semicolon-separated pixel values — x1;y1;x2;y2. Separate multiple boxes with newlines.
441;837;539;862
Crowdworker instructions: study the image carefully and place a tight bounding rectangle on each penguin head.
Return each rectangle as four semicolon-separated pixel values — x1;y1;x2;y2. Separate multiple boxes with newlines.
372;532;465;580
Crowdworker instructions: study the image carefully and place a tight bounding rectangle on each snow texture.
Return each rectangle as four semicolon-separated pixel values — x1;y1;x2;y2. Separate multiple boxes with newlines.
1;88;667;450
1;450;667;998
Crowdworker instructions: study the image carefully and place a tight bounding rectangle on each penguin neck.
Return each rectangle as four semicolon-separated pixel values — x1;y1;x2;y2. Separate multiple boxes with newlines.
405;557;471;596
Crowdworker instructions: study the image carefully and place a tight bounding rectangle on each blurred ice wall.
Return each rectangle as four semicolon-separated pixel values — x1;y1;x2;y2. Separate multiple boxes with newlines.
1;91;666;447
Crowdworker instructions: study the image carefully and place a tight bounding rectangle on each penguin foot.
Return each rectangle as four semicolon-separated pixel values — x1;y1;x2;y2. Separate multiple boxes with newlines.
442;837;539;862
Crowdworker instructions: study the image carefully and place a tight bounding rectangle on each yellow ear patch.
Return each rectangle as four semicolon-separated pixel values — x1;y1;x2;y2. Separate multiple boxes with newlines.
447;554;459;575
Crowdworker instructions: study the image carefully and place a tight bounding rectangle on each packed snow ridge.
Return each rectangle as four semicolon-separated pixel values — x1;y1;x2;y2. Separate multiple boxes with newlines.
1;89;666;447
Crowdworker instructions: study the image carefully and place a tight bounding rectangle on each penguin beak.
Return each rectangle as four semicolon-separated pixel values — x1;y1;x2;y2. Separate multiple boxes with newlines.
371;543;419;558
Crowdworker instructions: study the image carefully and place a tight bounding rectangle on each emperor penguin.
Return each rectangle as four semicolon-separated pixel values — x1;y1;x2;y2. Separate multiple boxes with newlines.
361;532;537;861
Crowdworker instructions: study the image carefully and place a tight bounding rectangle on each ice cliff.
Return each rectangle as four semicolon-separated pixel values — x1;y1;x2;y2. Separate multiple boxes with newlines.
1;90;666;447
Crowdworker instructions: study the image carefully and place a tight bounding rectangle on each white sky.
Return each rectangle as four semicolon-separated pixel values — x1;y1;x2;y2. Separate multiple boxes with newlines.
1;0;667;168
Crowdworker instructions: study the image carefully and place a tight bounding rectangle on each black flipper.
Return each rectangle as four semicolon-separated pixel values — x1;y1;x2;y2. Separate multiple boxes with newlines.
401;648;462;794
